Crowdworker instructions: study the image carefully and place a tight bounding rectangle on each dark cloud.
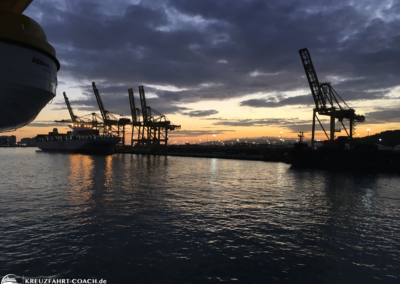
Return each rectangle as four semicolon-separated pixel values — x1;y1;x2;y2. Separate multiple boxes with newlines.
209;117;312;132
24;0;400;113
240;95;313;108
365;108;400;124
59;96;188;117
239;87;391;108
55;84;189;117
285;124;313;134
182;110;219;117
26;121;69;128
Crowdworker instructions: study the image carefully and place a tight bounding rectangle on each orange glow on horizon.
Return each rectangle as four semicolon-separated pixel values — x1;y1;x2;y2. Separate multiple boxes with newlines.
9;122;398;144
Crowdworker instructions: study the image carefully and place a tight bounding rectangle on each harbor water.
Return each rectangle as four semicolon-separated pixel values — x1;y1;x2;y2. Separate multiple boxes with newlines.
1;148;399;283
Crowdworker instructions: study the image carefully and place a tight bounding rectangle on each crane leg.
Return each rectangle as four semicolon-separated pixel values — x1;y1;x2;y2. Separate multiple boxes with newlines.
312;109;316;148
123;125;125;147
350;118;353;139
131;125;134;147
330;113;335;140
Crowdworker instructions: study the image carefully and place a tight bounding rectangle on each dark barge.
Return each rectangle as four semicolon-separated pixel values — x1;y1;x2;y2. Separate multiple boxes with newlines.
285;141;400;171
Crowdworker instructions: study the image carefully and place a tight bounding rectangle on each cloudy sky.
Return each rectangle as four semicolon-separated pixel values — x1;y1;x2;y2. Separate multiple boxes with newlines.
15;0;400;143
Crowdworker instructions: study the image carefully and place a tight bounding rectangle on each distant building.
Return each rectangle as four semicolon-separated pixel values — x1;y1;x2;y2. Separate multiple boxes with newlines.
20;137;37;147
0;135;16;146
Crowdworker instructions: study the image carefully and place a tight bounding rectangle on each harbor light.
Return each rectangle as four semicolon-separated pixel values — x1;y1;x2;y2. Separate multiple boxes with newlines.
367;129;370;136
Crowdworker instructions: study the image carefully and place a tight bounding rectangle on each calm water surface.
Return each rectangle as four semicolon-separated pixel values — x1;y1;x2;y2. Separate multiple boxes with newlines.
0;148;399;283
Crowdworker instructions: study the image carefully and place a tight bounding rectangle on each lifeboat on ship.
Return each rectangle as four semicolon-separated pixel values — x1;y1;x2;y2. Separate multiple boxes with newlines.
0;0;60;132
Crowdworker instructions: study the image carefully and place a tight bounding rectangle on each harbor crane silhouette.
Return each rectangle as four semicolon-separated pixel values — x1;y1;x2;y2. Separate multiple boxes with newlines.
299;48;365;148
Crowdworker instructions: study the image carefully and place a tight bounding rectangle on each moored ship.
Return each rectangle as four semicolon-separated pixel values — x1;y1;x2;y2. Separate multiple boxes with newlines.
37;124;120;154
0;0;60;132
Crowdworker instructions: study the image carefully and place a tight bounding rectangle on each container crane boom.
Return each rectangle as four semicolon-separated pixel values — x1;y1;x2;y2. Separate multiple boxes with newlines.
138;86;149;123
298;48;365;146
92;82;109;122
63;92;77;122
128;88;137;123
299;48;326;110
135;86;180;149
128;88;143;147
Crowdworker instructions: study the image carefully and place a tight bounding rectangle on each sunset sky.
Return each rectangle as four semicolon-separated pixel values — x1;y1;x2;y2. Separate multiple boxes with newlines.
12;0;400;143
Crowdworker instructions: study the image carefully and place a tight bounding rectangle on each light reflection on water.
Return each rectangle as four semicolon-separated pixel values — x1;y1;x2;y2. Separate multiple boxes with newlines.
68;155;94;205
0;148;399;283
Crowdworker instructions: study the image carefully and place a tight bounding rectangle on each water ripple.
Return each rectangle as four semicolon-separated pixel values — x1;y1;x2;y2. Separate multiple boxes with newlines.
0;149;399;283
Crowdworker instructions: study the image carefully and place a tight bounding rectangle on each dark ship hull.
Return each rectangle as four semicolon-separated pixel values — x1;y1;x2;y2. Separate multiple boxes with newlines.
37;127;120;155
37;137;120;154
285;143;400;171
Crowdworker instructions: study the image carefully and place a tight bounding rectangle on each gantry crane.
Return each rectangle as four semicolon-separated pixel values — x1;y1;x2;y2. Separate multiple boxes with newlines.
55;92;101;128
92;82;117;132
134;86;180;149
57;84;179;149
128;88;143;146
54;92;80;123
138;85;149;147
63;92;78;122
299;48;365;148
92;82;131;146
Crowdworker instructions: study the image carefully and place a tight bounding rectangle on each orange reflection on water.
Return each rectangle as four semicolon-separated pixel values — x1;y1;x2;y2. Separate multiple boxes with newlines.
104;155;113;188
68;154;94;205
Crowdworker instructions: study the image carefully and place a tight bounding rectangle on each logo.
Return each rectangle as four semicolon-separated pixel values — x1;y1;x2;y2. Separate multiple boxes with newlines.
31;57;52;70
2;275;106;284
1;275;20;284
